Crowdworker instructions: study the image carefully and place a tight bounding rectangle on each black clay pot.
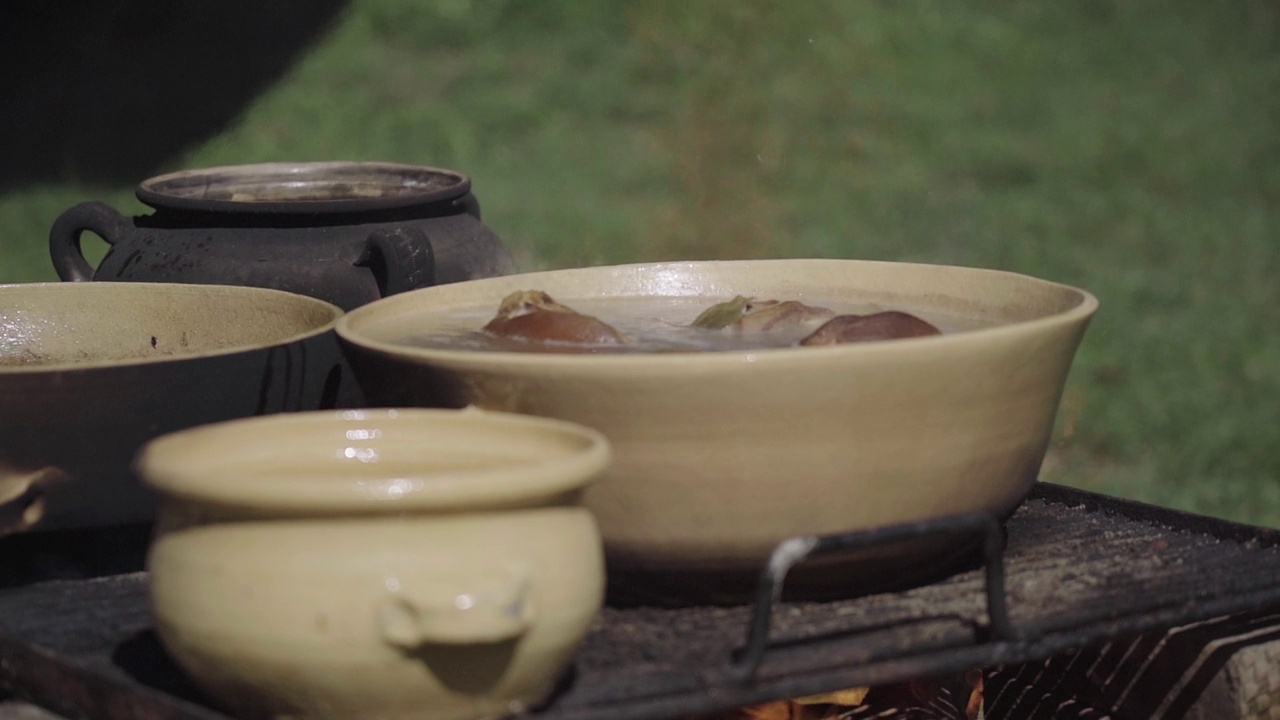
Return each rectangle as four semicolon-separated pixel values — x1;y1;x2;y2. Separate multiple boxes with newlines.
49;162;514;310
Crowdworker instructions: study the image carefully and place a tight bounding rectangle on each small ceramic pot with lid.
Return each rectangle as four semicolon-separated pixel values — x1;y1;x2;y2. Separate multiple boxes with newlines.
136;408;610;720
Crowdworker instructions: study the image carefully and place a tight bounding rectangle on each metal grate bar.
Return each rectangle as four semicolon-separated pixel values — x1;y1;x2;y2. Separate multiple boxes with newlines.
720;512;1016;687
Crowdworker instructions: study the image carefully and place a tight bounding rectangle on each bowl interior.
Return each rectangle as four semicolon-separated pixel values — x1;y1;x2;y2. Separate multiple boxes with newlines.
0;283;342;372
338;258;1096;363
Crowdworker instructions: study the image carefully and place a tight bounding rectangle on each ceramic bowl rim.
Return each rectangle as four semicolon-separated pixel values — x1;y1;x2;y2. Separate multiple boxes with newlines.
0;282;343;374
335;258;1100;372
136;407;613;513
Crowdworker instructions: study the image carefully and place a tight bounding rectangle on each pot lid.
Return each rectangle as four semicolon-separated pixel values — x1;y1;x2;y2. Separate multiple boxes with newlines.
136;161;472;214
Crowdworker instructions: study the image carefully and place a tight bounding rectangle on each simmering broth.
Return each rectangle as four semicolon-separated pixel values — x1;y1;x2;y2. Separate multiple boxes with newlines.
396;295;995;354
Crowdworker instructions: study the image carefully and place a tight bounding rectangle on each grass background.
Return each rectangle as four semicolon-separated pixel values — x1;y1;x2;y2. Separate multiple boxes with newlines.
2;1;1278;524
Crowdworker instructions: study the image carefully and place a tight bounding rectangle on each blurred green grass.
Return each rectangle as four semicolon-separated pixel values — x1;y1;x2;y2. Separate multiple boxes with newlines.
2;1;1278;523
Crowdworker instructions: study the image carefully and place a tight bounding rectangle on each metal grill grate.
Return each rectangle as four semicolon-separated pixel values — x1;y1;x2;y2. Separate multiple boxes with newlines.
3;483;1280;720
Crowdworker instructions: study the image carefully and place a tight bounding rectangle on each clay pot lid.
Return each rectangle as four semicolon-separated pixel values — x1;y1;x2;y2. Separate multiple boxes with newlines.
136;161;472;215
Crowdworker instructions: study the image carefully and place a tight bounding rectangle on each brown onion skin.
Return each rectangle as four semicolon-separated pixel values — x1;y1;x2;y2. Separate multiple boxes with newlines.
799;311;941;346
483;310;627;347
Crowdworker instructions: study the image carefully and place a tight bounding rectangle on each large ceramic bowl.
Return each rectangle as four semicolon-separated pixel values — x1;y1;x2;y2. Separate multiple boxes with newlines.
335;259;1098;603
139;408;609;720
0;282;345;534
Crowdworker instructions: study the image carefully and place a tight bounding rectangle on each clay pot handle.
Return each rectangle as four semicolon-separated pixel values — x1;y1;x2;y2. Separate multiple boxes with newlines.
376;566;535;647
358;227;437;298
49;201;130;281
0;467;63;537
453;192;482;221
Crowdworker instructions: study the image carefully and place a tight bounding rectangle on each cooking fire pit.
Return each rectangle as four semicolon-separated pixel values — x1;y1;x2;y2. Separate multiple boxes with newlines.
3;483;1280;720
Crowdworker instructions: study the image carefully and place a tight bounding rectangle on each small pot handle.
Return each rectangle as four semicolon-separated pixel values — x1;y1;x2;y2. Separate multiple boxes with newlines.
0;467;64;537
453;192;482;221
49;201;130;281
376;565;535;647
357;227;437;298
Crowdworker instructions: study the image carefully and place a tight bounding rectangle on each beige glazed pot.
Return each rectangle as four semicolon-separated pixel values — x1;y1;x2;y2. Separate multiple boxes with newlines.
137;408;610;720
336;259;1099;603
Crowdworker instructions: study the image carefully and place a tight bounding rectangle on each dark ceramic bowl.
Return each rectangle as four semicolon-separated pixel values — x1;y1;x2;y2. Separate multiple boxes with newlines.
0;282;345;535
